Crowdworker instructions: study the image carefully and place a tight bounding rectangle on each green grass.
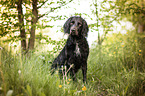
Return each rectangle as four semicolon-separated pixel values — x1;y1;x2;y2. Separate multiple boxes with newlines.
0;32;145;96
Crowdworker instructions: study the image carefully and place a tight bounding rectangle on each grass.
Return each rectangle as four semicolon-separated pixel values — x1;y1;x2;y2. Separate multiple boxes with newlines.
0;32;145;96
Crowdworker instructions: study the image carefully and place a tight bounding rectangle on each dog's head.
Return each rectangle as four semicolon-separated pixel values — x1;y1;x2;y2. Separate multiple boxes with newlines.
63;16;89;37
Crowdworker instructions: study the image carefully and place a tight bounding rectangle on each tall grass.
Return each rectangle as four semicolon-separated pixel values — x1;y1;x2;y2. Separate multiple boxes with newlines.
87;32;145;95
0;32;145;96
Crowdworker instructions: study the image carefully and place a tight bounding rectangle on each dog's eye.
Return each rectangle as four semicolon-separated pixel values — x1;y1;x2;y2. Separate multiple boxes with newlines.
70;21;74;25
78;23;82;26
70;23;73;25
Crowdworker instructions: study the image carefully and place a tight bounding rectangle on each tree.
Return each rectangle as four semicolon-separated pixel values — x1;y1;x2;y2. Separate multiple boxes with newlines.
112;0;145;70
89;0;117;61
0;0;73;54
89;0;145;70
90;0;144;43
114;0;145;32
89;0;117;46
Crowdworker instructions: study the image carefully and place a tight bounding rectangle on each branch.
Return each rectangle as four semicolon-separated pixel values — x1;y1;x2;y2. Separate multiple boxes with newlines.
38;12;47;19
38;0;73;20
38;0;49;9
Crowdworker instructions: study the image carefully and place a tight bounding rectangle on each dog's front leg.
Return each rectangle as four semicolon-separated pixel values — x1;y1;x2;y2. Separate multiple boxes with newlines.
82;63;87;83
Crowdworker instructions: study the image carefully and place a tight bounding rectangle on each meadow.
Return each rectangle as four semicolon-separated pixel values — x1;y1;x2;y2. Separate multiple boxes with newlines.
0;32;145;96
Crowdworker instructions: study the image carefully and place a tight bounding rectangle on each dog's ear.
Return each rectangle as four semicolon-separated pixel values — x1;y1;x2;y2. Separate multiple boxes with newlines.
63;17;73;34
82;19;89;37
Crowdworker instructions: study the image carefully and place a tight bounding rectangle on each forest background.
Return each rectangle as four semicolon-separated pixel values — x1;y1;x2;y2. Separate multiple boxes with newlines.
0;0;145;96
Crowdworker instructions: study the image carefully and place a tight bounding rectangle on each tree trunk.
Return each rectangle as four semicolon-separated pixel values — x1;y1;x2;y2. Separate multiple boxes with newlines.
138;23;145;33
16;0;26;53
28;0;38;50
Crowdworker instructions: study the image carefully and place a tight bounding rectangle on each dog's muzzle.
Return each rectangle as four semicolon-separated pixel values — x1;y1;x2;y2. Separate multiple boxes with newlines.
70;27;78;36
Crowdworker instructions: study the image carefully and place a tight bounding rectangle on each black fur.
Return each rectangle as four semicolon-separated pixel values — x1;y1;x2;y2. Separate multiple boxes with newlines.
51;16;89;82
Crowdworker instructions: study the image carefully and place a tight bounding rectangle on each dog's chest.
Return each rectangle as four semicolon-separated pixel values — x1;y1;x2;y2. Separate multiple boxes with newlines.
74;43;81;56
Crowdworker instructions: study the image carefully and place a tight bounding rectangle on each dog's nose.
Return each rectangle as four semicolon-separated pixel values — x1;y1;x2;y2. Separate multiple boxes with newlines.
71;28;76;32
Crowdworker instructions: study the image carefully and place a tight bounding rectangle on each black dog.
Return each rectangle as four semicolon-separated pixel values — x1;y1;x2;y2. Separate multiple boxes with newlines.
51;16;89;82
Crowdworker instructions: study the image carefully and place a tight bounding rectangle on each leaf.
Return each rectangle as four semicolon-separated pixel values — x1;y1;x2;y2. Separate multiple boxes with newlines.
124;84;129;95
26;85;32;96
39;92;46;96
23;85;32;96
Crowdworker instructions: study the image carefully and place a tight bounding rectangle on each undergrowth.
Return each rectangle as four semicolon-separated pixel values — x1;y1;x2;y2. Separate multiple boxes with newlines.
0;32;145;96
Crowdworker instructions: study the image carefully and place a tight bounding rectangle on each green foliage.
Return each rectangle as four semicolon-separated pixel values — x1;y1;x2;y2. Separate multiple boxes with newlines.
89;0;117;45
89;0;144;46
101;0;145;24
